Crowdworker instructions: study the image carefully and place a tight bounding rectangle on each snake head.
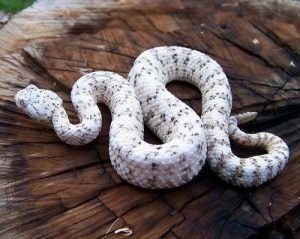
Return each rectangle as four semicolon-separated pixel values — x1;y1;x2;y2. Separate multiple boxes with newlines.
15;84;63;125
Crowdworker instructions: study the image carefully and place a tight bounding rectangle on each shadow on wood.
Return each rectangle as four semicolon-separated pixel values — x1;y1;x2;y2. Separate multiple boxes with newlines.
0;1;299;238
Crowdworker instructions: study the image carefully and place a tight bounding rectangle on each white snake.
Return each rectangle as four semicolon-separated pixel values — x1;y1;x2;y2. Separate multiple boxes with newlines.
15;46;289;189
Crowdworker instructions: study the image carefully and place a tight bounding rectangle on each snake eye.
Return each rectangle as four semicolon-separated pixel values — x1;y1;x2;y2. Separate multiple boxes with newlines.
19;99;25;106
27;84;38;90
15;91;26;108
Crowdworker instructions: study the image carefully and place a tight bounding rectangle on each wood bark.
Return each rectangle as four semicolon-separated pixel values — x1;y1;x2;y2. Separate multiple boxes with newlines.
0;1;299;238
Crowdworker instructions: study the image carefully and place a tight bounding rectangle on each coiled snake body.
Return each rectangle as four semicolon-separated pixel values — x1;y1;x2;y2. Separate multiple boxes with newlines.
15;46;289;189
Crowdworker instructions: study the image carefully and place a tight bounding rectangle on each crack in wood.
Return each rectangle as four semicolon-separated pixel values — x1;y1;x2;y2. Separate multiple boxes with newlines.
0;1;299;238
251;20;300;60
206;25;294;77
217;197;244;239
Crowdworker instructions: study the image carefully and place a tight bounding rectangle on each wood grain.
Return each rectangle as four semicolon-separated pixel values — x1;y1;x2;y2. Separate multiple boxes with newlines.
0;1;299;238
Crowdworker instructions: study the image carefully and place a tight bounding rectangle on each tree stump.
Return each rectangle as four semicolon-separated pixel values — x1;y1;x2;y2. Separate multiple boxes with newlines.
0;1;299;238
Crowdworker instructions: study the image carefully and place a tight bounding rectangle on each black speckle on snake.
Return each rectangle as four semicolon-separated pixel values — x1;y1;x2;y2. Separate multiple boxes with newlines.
15;46;289;189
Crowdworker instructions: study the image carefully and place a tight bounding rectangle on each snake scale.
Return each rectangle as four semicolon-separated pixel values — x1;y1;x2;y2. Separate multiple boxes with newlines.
15;46;289;189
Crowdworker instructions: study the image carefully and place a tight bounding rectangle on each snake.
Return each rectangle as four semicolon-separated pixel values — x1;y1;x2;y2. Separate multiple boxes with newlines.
15;46;289;189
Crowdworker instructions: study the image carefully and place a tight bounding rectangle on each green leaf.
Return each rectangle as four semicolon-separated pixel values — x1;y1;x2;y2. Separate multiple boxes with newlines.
0;0;35;13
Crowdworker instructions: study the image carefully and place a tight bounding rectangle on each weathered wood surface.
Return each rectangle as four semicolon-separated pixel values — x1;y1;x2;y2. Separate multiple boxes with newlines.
0;1;299;238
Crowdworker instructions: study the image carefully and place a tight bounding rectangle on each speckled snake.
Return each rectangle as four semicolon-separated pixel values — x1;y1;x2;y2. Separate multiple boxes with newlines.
15;46;289;189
